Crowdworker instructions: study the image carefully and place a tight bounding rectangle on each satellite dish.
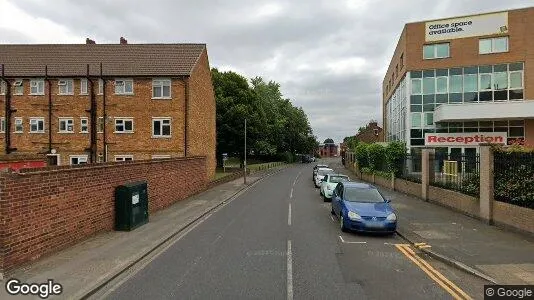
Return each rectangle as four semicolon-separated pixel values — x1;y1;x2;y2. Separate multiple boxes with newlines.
51;149;57;154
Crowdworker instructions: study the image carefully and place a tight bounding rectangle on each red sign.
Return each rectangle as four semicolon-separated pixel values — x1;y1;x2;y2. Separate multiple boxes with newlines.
425;132;507;146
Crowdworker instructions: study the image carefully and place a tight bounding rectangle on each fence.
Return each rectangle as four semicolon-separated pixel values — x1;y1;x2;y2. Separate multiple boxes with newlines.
396;154;422;183
431;153;480;197
494;151;534;209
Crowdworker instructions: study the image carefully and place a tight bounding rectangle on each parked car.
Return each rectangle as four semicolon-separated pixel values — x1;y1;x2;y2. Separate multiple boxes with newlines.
301;155;314;163
314;168;334;188
330;182;396;234
319;174;350;202
312;164;328;181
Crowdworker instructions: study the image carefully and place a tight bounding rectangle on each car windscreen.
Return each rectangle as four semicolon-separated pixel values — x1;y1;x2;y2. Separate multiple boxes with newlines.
317;169;334;176
344;187;384;203
329;176;349;183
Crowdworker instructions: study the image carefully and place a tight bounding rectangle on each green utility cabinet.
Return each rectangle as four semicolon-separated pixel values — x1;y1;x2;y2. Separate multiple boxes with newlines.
115;181;149;231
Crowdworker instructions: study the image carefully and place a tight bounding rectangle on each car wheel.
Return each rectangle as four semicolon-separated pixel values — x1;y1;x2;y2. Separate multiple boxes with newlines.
323;195;329;202
340;215;347;232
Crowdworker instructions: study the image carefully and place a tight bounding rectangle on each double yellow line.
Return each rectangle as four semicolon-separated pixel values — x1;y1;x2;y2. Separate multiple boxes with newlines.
395;244;473;300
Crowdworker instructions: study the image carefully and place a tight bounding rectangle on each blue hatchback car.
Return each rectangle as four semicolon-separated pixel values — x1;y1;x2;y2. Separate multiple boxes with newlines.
331;182;397;234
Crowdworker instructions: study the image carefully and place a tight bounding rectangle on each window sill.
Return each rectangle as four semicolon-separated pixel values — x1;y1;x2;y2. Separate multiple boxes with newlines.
80;131;89;134
57;94;75;96
152;97;172;100
114;131;135;134
58;131;75;134
423;56;450;60
30;93;45;96
479;51;509;55
114;93;135;96
29;132;46;134
152;135;172;139
80;93;88;96
13;132;23;134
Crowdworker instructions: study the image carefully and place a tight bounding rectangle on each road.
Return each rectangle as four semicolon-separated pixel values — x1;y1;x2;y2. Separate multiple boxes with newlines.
95;159;483;300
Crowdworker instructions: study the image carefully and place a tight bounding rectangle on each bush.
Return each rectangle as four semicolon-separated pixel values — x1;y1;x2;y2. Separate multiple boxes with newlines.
361;167;373;174
279;151;294;163
355;143;369;168
375;171;393;179
494;150;534;209
385;141;407;176
368;143;387;171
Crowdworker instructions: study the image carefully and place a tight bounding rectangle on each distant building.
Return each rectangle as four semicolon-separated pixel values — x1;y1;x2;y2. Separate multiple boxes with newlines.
356;121;384;143
318;143;338;157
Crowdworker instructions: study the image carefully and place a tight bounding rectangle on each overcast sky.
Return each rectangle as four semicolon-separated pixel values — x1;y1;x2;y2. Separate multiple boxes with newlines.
0;0;531;144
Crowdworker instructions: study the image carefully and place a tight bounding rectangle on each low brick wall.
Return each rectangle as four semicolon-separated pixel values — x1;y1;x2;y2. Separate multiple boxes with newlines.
0;157;207;274
428;185;480;218
395;178;421;198
493;201;534;234
362;173;374;183
375;175;392;189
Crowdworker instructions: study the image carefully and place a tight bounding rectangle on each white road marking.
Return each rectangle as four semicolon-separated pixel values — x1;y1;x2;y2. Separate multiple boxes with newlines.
330;215;334;222
293;170;302;186
288;203;292;226
290;188;293;199
339;235;366;244
287;240;293;300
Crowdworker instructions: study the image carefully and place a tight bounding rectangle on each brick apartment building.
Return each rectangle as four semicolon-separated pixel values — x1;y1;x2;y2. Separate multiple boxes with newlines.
318;142;339;157
383;7;534;157
0;38;216;177
355;121;384;143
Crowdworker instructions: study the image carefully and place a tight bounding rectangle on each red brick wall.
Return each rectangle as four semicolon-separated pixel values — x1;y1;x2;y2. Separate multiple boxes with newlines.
0;156;207;273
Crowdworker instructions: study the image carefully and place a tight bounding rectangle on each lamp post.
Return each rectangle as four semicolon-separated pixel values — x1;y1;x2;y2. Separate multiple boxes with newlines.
244;118;247;184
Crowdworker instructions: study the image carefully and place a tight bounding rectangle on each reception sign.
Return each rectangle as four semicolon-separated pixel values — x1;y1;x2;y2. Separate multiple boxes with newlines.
425;12;508;42
425;132;507;146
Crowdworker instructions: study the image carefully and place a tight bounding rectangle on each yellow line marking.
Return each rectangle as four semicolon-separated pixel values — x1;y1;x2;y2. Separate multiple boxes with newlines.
402;245;473;300
395;245;468;300
418;245;432;249
414;242;427;246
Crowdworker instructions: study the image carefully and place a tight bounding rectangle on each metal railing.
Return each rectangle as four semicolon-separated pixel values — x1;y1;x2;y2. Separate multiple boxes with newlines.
431;153;480;197
494;151;534;209
396;154;422;183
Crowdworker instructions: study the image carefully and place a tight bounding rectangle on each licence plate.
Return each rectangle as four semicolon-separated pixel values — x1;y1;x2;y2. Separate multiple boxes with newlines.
366;222;385;228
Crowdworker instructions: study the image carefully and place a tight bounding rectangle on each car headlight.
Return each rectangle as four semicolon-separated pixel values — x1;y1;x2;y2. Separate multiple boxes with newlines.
386;213;397;221
347;211;362;221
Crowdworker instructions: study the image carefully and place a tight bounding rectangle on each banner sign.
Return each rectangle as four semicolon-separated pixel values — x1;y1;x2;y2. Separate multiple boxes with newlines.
425;12;508;42
425;132;507;146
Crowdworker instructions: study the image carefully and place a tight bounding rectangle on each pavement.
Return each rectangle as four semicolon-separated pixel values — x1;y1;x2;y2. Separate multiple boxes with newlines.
334;159;534;286
0;167;285;300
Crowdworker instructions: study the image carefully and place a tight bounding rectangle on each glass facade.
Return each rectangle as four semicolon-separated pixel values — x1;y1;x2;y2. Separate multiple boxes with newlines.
385;76;407;143
408;62;525;147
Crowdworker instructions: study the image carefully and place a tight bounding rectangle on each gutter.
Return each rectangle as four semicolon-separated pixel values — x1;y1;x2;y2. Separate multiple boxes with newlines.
184;77;189;157
85;64;97;163
100;63;107;162
45;66;52;154
1;64;17;154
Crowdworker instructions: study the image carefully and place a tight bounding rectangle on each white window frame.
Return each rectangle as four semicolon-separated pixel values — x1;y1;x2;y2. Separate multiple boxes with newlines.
152;155;171;159
114;118;134;133
152;79;172;99
14;117;23;133
479;73;493;91
30;79;45;95
97;117;104;133
509;71;523;90
13;79;23;95
114;79;134;95
0;117;5;132
29;117;45;133
70;155;88;165
479;37;508;54
435;76;448;94
0;80;5;95
58;117;74;133
80;117;89;133
58;79;74;95
411;78;422;95
152;117;172;138
80;79;88;95
98;79;104;95
115;155;134;162
423;43;450;60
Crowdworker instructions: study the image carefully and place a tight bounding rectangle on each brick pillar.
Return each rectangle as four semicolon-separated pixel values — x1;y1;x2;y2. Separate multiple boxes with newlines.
421;148;435;201
479;144;494;224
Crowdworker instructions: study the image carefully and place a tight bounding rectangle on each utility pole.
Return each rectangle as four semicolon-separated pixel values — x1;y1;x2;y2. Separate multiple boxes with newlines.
244;118;247;184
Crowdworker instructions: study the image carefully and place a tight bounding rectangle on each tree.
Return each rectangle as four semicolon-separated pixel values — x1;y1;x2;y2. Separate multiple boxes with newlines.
324;138;334;144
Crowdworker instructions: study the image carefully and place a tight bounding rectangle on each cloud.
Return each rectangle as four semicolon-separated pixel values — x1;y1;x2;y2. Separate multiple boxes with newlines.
1;0;530;143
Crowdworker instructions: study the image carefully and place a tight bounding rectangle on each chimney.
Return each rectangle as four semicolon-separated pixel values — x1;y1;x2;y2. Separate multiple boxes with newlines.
120;37;128;44
86;38;96;44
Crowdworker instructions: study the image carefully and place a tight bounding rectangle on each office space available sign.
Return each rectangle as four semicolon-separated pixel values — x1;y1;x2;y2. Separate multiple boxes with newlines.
425;133;507;146
425;12;508;42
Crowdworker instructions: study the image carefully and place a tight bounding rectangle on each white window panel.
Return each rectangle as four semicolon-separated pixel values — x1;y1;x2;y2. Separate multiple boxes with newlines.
115;79;134;95
30;118;45;133
80;79;88;95
30;79;45;95
59;118;74;133
479;37;509;54
152;79;172;99
115;155;133;162
58;79;74;95
115;118;134;133
152;118;171;137
13;79;23;95
0;117;4;132
14;117;23;132
98;79;104;95
80;118;89;133
70;155;88;165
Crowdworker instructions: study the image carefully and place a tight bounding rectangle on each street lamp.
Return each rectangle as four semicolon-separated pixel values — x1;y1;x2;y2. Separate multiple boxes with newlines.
244;118;247;184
